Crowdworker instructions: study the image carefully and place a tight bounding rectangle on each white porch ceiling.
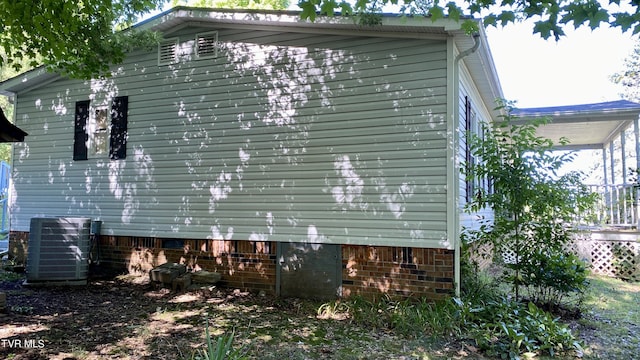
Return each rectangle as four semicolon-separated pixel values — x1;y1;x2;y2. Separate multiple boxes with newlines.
512;100;640;151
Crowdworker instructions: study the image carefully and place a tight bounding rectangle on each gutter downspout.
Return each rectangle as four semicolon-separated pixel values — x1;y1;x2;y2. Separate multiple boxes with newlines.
451;32;480;297
455;33;481;66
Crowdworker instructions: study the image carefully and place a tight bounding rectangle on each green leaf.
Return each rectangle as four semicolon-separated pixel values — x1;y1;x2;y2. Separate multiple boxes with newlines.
533;20;564;40
354;0;369;11
299;1;318;21
446;2;462;22
461;19;480;34
319;0;338;16
533;20;554;39
612;12;637;32
468;3;482;14
589;9;611;29
483;14;497;27
428;5;445;22
497;11;516;26
339;1;353;16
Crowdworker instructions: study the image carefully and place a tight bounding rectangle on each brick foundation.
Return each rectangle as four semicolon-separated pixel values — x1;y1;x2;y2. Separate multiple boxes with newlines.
9;231;455;300
341;245;455;300
97;235;278;294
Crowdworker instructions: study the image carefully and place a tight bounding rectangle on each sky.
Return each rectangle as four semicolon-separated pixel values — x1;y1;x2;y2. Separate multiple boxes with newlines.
485;21;638;108
483;21;639;182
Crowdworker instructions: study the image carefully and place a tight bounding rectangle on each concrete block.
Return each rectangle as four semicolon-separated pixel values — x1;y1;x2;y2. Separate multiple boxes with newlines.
191;270;222;284
149;263;187;284
172;273;192;292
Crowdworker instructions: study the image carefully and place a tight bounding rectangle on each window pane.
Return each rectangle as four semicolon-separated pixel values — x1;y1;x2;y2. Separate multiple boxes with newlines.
93;109;108;155
95;109;108;130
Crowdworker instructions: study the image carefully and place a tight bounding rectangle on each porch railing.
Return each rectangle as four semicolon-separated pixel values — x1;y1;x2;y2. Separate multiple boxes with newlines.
583;184;640;229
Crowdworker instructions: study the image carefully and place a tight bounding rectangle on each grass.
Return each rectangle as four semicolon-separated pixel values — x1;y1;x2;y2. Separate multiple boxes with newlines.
578;275;640;359
583;275;640;324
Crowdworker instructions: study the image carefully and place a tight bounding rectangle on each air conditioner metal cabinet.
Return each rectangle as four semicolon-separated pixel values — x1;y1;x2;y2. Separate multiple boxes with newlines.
26;217;92;285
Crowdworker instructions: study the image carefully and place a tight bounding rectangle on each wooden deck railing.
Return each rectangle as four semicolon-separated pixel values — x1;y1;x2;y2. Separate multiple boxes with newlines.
582;184;640;229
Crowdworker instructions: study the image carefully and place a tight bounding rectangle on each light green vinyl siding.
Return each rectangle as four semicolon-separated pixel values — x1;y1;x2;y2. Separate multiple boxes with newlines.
11;28;450;248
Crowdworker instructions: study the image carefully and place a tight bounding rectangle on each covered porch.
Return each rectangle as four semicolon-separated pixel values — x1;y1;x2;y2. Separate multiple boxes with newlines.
514;100;640;229
514;100;640;281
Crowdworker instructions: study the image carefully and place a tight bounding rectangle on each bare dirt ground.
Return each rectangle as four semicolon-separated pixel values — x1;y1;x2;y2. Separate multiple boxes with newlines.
1;270;638;360
0;272;478;360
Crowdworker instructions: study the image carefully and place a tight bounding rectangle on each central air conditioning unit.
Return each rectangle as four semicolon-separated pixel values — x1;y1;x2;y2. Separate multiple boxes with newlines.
26;217;92;285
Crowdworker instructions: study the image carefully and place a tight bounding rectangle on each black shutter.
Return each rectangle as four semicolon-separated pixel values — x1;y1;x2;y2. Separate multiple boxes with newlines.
110;96;128;160
73;100;90;161
464;96;474;203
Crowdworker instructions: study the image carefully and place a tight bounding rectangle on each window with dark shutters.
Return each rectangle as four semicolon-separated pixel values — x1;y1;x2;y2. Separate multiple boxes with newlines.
464;96;493;203
73;100;90;161
73;97;128;160
110;96;128;160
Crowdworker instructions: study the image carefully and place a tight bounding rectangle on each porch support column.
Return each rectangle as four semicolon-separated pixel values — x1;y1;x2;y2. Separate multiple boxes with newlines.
635;116;640;172
622;130;628;184
610;141;616;185
602;146;612;226
635;117;640;228
603;146;608;186
610;140;617;225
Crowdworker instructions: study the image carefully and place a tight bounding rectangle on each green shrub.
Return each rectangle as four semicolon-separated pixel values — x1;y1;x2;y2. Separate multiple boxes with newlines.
463;100;597;301
320;272;582;359
455;296;582;359
512;249;589;309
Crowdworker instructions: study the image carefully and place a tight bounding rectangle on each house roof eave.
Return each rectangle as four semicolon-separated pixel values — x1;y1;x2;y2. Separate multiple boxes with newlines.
1;8;500;104
454;25;504;119
138;7;466;36
0;67;58;97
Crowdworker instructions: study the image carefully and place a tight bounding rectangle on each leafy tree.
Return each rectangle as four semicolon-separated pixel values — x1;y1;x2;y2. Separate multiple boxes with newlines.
298;0;640;40
0;0;164;79
0;145;10;164
464;100;595;302
1;0;638;80
171;0;289;10
611;40;640;102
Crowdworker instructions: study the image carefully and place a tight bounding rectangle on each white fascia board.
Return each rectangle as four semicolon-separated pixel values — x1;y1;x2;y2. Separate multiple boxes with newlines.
138;7;465;38
0;67;63;97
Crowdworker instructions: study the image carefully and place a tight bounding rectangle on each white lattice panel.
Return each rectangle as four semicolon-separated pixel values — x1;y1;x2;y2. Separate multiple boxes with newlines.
588;240;640;281
468;234;640;283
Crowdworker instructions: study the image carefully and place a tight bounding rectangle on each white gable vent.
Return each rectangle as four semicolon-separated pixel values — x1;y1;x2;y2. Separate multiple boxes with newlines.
26;217;92;285
158;37;179;65
196;31;218;58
